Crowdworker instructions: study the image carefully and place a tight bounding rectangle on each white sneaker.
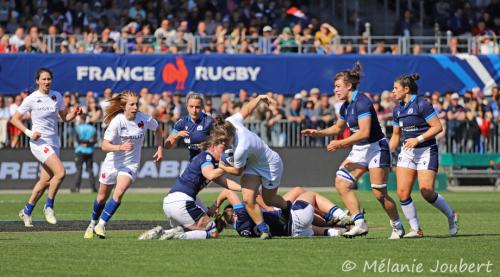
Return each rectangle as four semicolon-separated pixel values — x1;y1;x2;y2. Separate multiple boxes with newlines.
138;226;164;240
84;225;94;239
343;222;368;238
403;229;424;238
94;224;106;239
43;207;57;224
159;226;184;240
338;210;352;225
449;212;459;236
389;227;405;240
19;209;33;227
326;228;345;237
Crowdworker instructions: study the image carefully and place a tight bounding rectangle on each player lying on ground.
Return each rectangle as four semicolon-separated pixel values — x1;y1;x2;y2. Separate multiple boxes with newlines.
138;133;240;240
212;187;351;238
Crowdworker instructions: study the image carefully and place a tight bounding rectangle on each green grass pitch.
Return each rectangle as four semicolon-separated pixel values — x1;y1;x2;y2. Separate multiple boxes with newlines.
1;191;499;276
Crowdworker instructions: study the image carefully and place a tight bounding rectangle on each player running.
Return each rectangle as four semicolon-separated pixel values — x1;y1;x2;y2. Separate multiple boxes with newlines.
11;68;81;227
164;92;213;161
84;90;163;239
302;62;404;239
390;74;458;238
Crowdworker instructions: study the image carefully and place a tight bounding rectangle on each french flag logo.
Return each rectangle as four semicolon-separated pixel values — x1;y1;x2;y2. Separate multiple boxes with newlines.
287;6;306;19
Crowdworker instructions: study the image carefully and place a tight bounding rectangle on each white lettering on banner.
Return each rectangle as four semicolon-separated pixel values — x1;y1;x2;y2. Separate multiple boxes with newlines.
195;66;261;81
76;66;155;82
20;162;38;179
0;162;20;179
0;161;188;180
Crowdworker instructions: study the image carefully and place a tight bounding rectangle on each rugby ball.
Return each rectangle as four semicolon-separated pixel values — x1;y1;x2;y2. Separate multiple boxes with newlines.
221;149;234;166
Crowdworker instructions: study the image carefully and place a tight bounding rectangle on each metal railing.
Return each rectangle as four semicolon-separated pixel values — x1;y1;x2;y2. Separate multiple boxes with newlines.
11;120;499;153
23;34;499;55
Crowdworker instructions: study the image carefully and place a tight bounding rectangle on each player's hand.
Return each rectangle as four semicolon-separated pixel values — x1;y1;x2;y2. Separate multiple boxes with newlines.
31;131;41;141
176;130;189;138
327;140;342;152
259;95;275;106
207;203;218;217
153;147;163;162
403;138;419;150
119;140;134;151
301;129;320;137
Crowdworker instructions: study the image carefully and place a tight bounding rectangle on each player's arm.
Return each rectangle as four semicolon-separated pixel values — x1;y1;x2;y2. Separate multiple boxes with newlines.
10;111;41;140
164;129;189;149
404;117;443;149
239;94;274;119
302;119;347;137
218;162;244;176
153;124;164;162
101;139;133;152
389;125;401;152
201;164;226;181
59;104;82;122
212;176;241;192
336;116;370;147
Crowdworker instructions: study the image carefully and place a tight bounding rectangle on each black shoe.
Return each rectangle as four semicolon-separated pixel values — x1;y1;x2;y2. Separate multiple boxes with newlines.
279;201;292;225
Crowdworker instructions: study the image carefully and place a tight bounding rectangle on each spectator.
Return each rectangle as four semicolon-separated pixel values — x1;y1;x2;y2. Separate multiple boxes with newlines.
315;23;338;46
274;27;297;53
0;96;9;148
287;94;305;127
446;92;467;151
266;100;287;147
257;25;273;54
393;9;414;36
73;113;97;193
8;95;23;149
8;26;24;50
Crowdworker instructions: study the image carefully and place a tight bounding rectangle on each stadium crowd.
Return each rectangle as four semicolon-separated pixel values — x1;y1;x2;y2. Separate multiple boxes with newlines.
0;86;498;152
0;0;497;54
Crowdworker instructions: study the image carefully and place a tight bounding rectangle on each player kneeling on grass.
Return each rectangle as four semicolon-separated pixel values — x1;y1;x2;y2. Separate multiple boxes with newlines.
138;133;241;240
214;188;350;238
84;90;163;239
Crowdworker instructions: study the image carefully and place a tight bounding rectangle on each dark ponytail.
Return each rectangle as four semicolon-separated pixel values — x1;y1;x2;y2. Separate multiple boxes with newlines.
395;73;420;94
334;61;362;90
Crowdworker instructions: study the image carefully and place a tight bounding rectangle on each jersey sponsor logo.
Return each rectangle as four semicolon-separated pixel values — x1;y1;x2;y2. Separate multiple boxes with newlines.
408;108;414;114
402;126;418;132
32;106;57;112
120;134;144;140
76;66;155;82
137;121;144;128
205;155;212;161
196;125;203;131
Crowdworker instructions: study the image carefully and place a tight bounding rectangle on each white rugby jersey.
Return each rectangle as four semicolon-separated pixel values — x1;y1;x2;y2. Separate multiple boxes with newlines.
226;112;279;169
103;112;158;168
17;90;66;146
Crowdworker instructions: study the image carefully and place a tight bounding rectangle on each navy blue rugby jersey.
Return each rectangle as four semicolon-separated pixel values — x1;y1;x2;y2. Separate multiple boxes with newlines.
172;112;214;160
339;90;385;145
169;151;217;199
233;204;289;237
392;95;437;148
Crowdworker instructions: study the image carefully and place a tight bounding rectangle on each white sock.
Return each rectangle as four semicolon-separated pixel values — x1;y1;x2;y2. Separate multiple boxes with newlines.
390;219;403;230
90;220;97;227
400;198;420;231
181;230;208;240
97;219;107;227
430;193;454;223
352;213;365;226
332;207;347;221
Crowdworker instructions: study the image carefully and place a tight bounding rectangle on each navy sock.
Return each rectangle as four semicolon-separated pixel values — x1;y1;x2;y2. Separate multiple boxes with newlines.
45;197;54;209
353;212;365;222
323;206;338;222
100;199;121;222
24;203;35;216
256;222;269;233
91;200;106;221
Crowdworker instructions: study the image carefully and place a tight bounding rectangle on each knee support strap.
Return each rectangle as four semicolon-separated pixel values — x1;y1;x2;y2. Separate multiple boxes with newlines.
336;168;357;184
371;184;387;189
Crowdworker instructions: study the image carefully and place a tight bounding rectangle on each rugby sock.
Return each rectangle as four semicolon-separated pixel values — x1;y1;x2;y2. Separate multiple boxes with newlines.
91;200;106;221
352;212;365;226
390;219;404;230
400;198;420;231
323;206;346;222
99;199;121;225
428;193;454;223
256;222;270;233
45;197;54;209
23;203;35;216
181;230;209;240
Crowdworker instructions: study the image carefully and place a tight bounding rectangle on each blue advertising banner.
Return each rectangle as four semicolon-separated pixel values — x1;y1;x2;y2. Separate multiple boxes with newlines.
0;54;498;95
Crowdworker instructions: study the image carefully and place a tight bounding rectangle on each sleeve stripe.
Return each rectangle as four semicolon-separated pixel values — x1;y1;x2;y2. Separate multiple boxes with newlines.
357;112;371;119
425;112;437;121
233;203;245;210
339;115;345;121
172;129;180;134
392;121;399;126
201;162;214;169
